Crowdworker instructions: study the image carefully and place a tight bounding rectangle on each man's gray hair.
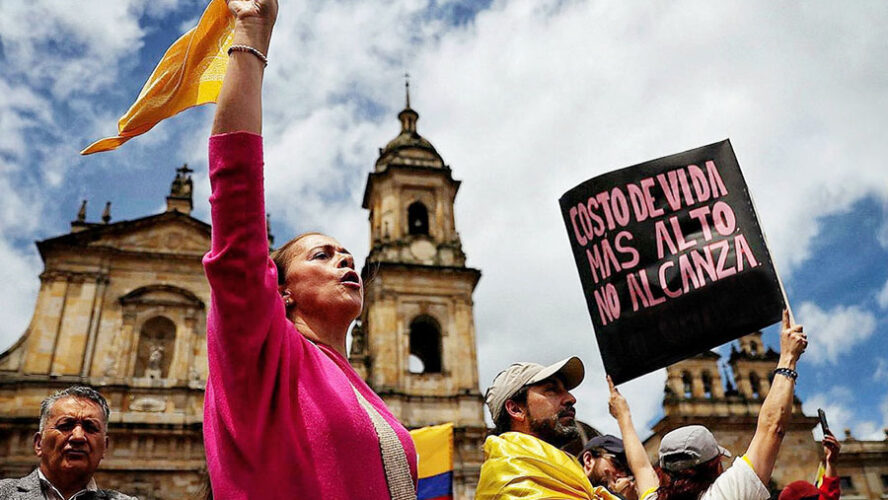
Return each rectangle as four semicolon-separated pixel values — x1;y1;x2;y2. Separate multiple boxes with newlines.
39;386;111;432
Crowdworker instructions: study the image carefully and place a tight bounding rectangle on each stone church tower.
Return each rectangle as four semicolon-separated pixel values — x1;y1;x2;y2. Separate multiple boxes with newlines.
0;165;211;499
644;332;822;491
350;86;487;499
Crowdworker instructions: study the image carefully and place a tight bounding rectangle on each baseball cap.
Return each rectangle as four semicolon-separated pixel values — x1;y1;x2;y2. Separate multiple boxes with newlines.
658;425;731;472
582;434;626;457
485;357;584;422
778;481;821;500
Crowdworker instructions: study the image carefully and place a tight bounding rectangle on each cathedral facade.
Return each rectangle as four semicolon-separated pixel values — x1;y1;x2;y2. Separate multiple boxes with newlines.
0;166;211;498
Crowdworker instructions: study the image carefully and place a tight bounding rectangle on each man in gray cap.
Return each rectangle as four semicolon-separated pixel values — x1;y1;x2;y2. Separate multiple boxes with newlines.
486;357;584;447
477;357;618;500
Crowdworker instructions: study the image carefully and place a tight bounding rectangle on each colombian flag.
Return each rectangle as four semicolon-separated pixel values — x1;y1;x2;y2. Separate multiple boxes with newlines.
410;423;454;500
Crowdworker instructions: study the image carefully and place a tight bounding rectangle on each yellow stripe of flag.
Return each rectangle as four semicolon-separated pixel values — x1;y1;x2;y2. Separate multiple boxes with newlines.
410;422;454;479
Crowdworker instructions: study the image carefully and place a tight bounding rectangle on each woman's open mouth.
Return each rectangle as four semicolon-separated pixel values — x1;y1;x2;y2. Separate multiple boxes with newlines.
340;271;361;289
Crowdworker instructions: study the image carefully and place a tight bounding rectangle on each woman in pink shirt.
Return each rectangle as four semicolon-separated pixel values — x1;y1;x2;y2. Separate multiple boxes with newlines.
202;1;417;498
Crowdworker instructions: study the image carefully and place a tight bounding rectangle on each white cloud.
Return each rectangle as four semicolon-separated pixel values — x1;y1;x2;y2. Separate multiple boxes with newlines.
801;386;886;441
875;358;888;383
0;240;41;353
571;368;667;438
797;301;877;365
0;79;53;161
882;393;888;429
0;2;147;99
802;386;855;439
878;279;888;309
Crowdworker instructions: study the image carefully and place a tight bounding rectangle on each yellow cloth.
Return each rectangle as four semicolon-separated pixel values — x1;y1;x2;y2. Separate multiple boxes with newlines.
476;432;621;500
814;461;825;488
410;422;454;479
81;0;233;155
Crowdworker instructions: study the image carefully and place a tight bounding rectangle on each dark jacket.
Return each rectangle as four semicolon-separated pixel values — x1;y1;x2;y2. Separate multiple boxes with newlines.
0;469;138;500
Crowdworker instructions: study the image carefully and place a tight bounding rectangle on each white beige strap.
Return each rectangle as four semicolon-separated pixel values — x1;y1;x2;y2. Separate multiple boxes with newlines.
307;340;415;499
351;386;417;500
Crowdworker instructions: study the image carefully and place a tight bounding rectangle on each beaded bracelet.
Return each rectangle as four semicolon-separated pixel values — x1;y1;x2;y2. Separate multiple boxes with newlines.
228;44;268;67
773;367;798;381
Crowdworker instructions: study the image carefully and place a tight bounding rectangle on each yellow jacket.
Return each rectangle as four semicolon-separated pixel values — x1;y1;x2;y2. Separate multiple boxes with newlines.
477;432;622;500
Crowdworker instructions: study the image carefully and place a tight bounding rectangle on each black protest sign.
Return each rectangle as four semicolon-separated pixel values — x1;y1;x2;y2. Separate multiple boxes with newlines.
559;140;784;384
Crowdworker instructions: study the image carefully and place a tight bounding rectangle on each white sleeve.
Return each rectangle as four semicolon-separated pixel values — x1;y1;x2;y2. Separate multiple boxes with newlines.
699;457;770;500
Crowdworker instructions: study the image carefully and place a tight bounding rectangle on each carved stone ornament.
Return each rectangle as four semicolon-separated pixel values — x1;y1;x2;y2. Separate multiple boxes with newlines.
129;395;167;412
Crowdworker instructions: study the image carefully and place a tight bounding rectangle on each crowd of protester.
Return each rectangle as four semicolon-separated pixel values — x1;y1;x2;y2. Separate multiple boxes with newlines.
0;0;844;499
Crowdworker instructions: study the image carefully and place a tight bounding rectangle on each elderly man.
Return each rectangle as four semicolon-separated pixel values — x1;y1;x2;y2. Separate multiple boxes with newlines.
0;386;137;500
476;357;619;500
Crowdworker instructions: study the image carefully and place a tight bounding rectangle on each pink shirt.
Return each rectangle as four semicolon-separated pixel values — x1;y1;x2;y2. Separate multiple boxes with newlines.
203;131;417;499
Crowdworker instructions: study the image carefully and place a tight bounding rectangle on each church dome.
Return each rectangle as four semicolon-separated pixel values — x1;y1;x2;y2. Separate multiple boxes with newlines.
375;84;445;170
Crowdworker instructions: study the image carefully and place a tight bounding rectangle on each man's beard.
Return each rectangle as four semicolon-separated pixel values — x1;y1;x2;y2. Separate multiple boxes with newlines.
528;407;579;448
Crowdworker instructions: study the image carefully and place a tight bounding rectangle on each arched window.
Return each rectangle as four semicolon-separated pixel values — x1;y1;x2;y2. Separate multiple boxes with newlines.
749;372;761;399
682;371;693;398
134;316;176;379
702;371;714;399
409;315;442;374
749;341;759;355
408;202;429;236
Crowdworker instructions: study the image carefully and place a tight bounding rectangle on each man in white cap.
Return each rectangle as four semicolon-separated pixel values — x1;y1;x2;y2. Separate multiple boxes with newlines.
476;357;620;500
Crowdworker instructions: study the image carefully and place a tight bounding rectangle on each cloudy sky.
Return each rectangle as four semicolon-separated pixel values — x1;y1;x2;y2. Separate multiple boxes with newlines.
1;0;886;440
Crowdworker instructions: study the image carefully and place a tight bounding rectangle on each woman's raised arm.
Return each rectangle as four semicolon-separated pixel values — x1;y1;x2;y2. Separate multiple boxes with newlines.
744;309;807;484
212;0;278;135
608;376;659;499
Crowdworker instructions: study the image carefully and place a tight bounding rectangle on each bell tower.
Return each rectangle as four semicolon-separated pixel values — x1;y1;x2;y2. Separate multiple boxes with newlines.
350;83;486;499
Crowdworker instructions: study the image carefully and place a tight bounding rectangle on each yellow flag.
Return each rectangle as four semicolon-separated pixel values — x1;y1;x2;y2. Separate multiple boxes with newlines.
477;432;619;500
410;423;454;500
410;422;454;480
81;0;233;155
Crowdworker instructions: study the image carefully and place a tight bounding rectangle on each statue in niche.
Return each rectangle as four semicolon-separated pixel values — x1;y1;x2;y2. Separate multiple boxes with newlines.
145;343;164;379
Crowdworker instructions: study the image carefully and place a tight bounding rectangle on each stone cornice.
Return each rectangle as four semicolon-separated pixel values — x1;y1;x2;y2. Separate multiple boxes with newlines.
39;270;110;284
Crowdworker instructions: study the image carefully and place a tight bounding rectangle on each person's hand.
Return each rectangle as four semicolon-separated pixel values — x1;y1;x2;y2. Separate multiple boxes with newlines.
609;476;636;500
227;0;278;25
823;431;840;464
608;375;631;422
226;0;278;56
779;309;807;363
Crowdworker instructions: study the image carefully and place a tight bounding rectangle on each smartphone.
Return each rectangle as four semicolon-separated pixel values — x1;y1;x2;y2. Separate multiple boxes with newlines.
817;408;829;435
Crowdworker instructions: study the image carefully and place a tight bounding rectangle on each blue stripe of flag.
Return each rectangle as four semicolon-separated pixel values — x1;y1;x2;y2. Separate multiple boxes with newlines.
417;471;453;500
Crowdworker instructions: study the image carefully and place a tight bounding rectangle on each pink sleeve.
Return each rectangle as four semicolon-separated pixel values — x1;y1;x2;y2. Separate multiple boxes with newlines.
202;132;293;394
